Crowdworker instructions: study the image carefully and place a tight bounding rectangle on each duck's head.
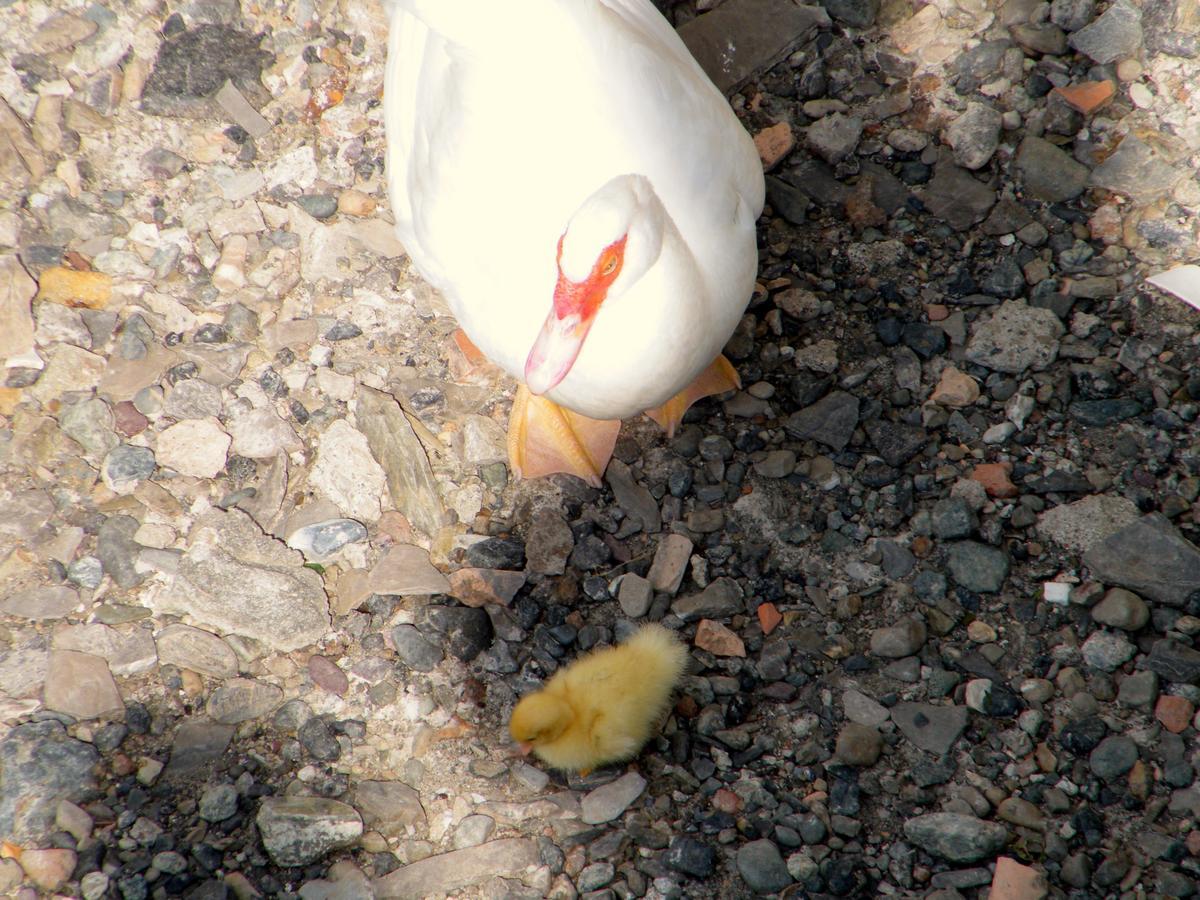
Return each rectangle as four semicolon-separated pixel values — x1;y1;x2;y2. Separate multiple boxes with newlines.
524;174;665;395
509;690;573;754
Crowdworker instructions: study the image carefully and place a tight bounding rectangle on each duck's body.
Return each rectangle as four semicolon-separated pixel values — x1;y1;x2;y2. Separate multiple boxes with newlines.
384;0;764;478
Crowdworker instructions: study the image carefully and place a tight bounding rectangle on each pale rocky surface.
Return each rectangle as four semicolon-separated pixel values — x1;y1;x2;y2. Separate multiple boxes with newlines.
2;0;1200;897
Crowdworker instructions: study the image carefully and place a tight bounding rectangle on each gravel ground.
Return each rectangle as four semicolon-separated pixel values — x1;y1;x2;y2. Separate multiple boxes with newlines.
2;0;1200;897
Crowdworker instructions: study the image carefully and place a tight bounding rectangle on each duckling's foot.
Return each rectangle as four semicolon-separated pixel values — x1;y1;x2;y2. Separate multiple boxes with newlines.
645;355;741;438
508;385;620;488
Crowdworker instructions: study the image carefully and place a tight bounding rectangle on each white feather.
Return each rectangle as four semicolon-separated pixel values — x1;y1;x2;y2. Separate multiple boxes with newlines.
384;0;764;420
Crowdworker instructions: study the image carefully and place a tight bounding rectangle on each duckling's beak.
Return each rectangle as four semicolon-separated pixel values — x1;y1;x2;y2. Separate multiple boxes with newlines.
516;741;533;756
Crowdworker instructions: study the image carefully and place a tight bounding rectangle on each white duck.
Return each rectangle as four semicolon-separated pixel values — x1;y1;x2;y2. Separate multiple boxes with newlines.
383;0;764;485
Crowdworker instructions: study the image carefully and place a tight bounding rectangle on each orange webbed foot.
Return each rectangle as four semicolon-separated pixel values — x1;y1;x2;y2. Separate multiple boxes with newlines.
645;355;741;438
507;386;621;488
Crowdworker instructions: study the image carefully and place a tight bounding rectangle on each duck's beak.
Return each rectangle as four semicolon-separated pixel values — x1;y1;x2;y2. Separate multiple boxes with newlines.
524;273;604;395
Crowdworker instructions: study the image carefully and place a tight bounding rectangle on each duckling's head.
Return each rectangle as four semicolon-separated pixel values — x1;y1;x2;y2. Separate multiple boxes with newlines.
509;691;573;752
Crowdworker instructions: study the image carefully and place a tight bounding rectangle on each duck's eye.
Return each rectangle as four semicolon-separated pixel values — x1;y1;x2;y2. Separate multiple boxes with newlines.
600;254;618;276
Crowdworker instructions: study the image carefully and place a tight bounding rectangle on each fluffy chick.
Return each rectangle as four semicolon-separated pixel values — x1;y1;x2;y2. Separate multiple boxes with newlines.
509;623;689;774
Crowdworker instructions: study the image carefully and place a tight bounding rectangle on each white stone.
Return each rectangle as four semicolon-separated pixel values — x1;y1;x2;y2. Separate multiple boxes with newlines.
156;418;231;478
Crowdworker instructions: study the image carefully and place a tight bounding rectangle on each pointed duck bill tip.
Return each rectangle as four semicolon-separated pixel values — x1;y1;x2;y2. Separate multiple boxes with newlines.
524;312;590;395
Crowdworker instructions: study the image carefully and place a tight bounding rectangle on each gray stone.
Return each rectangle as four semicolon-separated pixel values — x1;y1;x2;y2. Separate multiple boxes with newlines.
452;814;495;850
754;450;797;478
165;720;235;776
806;112;864;165
863;418;927;467
0;585;79;620
919;162;997;231
1014;136;1091;203
369;544;451;596
59;398;119;458
1080;631;1136;672
784;390;859;451
0;720;99;844
648;533;693;594
199;784;239;821
891;702;969;755
903;813;1009;863
356;386;445;537
206;677;283;724
156;508;329;652
142;24;272;117
946;541;1010;592
736;839;793;894
842;689;890;727
1037;495;1140;555
605;459;661;533
50;623;157;677
43;650;125;720
678;0;830;95
1010;22;1068;55
1117;670;1158;708
965;300;1064;374
286;518;368;560
391;624;444;672
1090;588;1150;631
617;573;654;618
155;624;239;677
932;497;976;540
581;772;646;825
944;103;1002;170
1069;0;1143;63
672;577;743;622
1141;640;1200;684
1083;514;1200;607
163;378;223;419
1089;735;1139;780
870;619;927;658
354;781;427;837
102;444;157;494
835;723;883;766
256;797;362;867
524;511;574;575
97;514;144;589
373;838;540;898
1051;0;1095;31
1089;133;1183;204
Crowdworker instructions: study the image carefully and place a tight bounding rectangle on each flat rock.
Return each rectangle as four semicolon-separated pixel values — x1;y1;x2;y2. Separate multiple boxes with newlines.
524;511;574;575
1068;0;1143;63
605;459;661;533
966;300;1064;374
991;857;1049;900
0;720;99;843
256;797;362;867
842;689;891;727
1083;514;1200;606
142;24;273;117
1;585;80;620
679;0;829;95
920;162;997;231
353;781;427;837
373;838;540;898
43;650;125;720
1037;494;1140;554
672;577;743;621
156;508;329;652
51;623;157;677
0;255;37;364
891;702;970;754
310;418;387;524
156;417;231;478
1014;136;1091;203
165;720;235;776
648;533;693;594
155;623;239;677
1089;133;1183;204
207;677;284;724
784;390;859;451
226;406;302;458
904;813;1010;863
368;544;451;596
736;838;793;893
1140;640;1200;684
356;386;445;536
581;772;647;825
448;567;526;607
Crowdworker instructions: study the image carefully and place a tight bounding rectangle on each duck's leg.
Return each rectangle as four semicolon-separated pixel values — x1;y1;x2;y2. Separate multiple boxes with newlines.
507;386;621;488
645;355;741;438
